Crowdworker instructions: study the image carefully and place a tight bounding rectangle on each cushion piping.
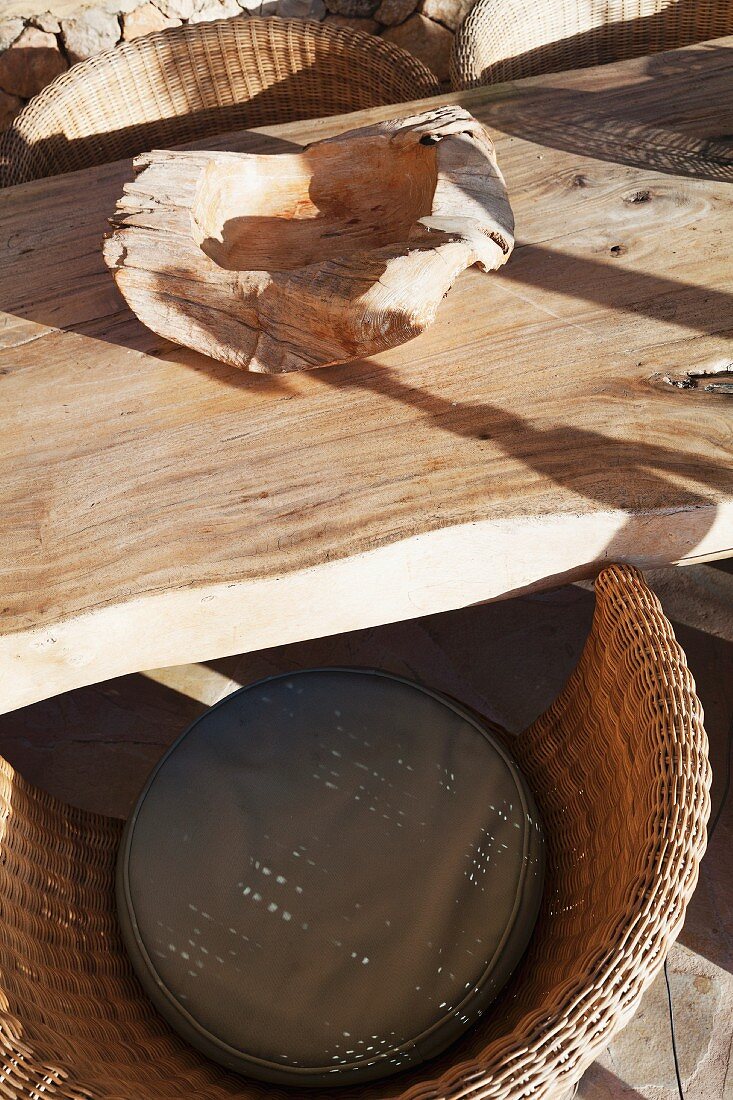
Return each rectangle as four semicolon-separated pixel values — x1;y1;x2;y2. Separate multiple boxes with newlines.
117;667;542;1082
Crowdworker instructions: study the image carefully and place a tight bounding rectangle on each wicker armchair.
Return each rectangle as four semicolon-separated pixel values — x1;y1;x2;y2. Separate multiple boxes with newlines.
0;564;710;1099
452;0;733;88
0;17;439;188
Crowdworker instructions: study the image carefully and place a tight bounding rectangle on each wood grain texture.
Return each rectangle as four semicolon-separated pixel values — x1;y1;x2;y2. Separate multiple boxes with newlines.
104;107;514;373
1;38;732;712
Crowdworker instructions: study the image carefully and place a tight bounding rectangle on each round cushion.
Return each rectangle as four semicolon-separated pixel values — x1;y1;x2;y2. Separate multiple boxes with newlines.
117;668;544;1087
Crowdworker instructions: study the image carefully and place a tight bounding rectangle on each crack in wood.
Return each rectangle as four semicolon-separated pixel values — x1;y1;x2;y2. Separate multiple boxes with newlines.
661;361;733;394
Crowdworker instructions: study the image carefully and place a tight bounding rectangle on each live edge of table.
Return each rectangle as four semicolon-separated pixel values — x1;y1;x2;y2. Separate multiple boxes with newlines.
1;37;732;713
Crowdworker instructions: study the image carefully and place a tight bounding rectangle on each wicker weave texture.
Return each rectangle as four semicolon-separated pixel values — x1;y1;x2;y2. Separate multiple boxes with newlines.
451;0;733;88
0;17;439;188
0;565;710;1099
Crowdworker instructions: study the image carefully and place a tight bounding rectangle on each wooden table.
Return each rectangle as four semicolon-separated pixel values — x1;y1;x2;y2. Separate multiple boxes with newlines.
1;38;732;713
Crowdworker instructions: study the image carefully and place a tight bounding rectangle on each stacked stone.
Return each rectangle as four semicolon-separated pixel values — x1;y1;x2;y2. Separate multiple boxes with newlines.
0;0;473;133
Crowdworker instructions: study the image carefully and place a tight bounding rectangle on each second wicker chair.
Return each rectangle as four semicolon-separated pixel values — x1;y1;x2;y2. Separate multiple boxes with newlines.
0;17;439;188
452;0;733;88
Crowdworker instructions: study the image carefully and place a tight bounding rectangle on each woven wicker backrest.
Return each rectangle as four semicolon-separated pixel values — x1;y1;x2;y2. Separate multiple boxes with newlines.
0;565;711;1098
452;0;733;87
0;17;439;188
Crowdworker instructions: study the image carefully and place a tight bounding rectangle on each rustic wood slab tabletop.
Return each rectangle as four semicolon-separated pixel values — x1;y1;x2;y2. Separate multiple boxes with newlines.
1;37;732;712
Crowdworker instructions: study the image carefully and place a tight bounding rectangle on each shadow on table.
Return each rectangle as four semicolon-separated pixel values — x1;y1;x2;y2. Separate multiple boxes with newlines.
312;361;733;580
18;234;732;382
476;39;733;183
490;98;733;184
498;240;733;331
124;231;733;587
4;219;731;574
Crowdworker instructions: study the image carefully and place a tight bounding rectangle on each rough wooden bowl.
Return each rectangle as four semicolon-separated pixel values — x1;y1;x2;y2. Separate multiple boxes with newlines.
104;106;515;374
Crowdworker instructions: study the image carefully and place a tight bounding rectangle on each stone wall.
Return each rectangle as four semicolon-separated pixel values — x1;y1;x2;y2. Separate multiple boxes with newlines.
0;0;473;132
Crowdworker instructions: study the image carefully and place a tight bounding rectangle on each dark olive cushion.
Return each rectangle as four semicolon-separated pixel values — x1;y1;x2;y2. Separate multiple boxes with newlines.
117;668;544;1086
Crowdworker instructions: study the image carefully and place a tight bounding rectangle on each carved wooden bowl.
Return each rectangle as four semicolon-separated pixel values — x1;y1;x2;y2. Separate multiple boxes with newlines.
104;107;514;374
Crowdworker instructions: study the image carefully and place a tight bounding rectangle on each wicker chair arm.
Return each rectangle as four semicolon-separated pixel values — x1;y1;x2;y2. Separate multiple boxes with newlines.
497;563;711;1094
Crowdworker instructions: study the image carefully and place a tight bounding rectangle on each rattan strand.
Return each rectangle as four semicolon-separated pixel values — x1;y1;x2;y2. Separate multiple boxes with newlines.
451;0;733;88
0;17;439;188
0;564;710;1098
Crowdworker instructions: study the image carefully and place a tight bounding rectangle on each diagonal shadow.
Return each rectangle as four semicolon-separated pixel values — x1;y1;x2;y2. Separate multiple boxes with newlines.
498;241;733;337
467;39;733;183
3;232;730;364
489;100;733;183
461;14;733;183
312;363;733;572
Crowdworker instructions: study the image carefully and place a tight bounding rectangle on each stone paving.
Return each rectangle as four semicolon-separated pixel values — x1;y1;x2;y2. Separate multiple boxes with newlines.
0;563;730;1097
